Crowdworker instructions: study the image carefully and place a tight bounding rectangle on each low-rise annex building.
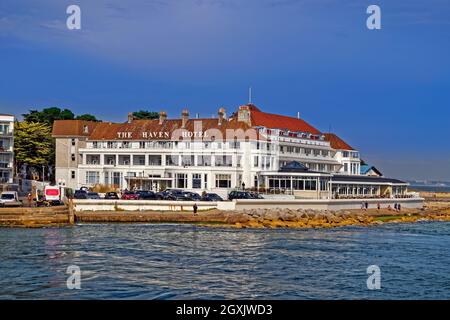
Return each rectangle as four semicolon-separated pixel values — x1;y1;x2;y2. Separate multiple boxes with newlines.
52;104;409;199
0;114;14;188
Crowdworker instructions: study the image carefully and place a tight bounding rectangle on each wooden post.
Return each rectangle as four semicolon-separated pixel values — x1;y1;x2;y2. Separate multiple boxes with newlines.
68;198;75;224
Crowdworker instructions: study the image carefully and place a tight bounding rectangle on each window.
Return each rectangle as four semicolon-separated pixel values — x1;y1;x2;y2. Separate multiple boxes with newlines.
181;155;195;166
126;172;136;178
113;172;122;187
149;155;162;166
71;154;76;162
86;155;100;165
215;174;231;188
342;151;349;158
139;142;146;149
230;141;240;149
107;141;117;149
0;124;10;134
197;155;211;166
344;163;349;173
166;155;179;166
104;155;114;165
133;155;146;166
71;171;76;179
83;125;89;133
193;174;201;189
118;155;130;165
253;156;259;168
176;173;187;188
86;171;99;184
104;172;109;185
122;142;131;149
215;155;232;167
71;139;76;146
204;174;208;189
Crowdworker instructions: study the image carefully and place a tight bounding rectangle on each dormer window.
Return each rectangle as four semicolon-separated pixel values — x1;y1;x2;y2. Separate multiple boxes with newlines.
83;125;89;133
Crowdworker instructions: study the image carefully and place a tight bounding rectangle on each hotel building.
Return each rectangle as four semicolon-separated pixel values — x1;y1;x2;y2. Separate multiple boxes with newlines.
52;104;408;199
0;114;14;187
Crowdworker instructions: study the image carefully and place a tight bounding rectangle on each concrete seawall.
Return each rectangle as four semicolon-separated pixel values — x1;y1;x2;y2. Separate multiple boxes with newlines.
0;206;72;227
73;198;424;212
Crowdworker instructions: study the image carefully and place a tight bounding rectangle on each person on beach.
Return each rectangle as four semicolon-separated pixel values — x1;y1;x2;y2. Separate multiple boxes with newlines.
377;203;381;211
361;202;365;210
193;203;198;215
398;203;401;211
394;203;398;211
27;193;33;207
365;202;369;210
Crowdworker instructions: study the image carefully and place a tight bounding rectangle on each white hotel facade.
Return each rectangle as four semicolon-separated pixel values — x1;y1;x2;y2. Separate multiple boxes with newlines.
0;114;14;187
52;104;408;199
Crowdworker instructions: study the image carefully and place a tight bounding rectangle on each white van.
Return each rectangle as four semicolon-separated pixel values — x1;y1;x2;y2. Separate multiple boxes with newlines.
0;191;22;207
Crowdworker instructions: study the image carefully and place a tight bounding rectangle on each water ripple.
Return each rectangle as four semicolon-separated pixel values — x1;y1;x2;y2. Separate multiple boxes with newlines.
0;222;449;299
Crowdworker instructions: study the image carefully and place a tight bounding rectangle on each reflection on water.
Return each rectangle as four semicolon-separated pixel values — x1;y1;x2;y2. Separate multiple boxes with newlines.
0;222;449;299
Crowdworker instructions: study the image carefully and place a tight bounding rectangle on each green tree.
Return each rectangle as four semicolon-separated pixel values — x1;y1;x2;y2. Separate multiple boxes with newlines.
132;110;159;120
22;107;75;125
75;114;100;122
14;121;54;169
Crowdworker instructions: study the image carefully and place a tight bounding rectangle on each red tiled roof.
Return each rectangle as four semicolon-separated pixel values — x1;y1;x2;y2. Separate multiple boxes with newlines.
323;133;354;150
52;120;98;137
246;104;322;134
53;118;261;141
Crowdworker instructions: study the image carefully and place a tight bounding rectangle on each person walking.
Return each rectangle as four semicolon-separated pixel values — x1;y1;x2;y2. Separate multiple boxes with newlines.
193;203;198;215
27;193;33;207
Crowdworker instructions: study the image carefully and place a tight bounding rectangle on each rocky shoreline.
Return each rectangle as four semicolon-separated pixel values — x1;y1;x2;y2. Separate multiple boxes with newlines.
213;205;450;229
72;200;450;229
1;199;449;229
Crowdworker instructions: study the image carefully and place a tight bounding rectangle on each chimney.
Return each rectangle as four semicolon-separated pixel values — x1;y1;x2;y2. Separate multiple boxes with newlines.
218;107;226;125
159;111;167;125
237;105;251;125
127;112;134;123
297;112;301;119
181;108;189;128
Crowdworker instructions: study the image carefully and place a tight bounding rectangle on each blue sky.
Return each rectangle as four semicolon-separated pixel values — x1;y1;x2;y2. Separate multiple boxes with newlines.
1;0;449;180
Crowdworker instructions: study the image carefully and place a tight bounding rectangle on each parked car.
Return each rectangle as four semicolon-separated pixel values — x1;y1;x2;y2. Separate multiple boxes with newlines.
249;192;264;199
121;191;140;200
0;191;22;207
182;191;202;201
137;190;157;200
156;189;182;200
86;192;101;199
74;189;88;199
104;192;119;200
201;193;223;201
228;191;255;200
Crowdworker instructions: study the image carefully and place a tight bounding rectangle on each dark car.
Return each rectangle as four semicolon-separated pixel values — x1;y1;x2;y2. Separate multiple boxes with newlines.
249;192;264;199
86;192;101;199
74;189;88;199
137;190;157;200
182;191;202;201
104;192;119;200
201;193;223;201
228;191;254;200
156;189;182;200
121;191;140;200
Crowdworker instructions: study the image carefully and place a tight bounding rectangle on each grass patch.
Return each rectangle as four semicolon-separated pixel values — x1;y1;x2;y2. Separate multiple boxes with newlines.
374;215;403;222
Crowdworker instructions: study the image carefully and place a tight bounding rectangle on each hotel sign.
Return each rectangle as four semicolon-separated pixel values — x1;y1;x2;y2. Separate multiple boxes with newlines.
117;131;209;139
